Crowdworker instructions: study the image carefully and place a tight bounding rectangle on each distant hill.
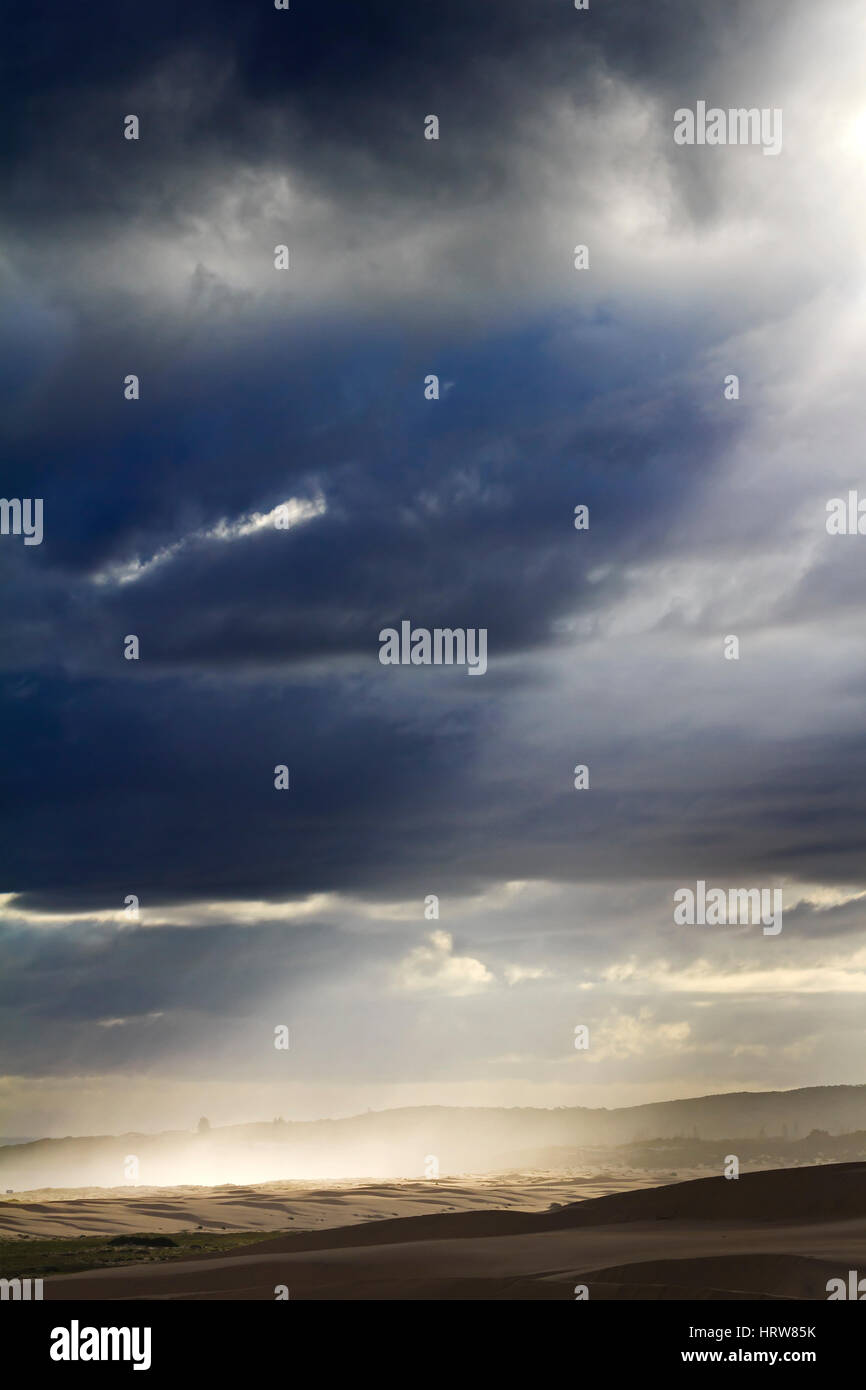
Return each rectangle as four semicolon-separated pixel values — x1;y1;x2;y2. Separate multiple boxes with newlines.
3;1084;866;1189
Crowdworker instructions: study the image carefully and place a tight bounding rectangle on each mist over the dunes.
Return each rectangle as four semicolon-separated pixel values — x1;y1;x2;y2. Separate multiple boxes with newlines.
3;1085;866;1190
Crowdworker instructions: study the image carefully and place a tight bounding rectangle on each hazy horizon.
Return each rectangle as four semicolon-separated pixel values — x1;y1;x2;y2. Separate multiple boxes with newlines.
0;1079;860;1151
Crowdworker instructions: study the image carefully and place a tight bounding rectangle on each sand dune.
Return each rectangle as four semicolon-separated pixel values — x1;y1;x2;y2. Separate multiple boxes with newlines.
10;1162;865;1300
551;1160;866;1227
0;1169;663;1241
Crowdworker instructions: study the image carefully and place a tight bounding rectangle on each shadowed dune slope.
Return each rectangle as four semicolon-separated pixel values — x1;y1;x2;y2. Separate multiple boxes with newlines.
226;1162;866;1258
574;1253;841;1301
552;1161;866;1229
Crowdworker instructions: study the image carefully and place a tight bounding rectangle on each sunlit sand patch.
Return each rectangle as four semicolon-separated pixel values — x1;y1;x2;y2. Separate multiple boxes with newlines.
0;1168;689;1241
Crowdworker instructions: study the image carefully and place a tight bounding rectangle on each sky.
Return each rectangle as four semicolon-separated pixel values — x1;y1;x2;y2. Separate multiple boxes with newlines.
2;0;866;1138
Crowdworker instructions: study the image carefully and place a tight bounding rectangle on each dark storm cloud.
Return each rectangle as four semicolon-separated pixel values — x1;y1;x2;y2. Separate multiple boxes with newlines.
5;652;866;914
2;0;791;203
0;0;811;336
0;310;755;914
1;0;863;960
0;666;481;908
0;320;735;671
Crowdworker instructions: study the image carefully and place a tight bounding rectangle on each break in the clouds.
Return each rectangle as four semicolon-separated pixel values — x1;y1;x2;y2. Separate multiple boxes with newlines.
2;0;866;1132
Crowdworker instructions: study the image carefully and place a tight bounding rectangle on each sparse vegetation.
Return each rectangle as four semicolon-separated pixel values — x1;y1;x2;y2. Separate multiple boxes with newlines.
0;1229;283;1282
